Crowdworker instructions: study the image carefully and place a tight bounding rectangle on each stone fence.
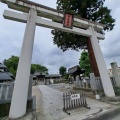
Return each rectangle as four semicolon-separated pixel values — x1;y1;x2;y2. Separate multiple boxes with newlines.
0;76;33;118
0;76;32;103
95;77;116;90
0;82;14;102
74;75;116;91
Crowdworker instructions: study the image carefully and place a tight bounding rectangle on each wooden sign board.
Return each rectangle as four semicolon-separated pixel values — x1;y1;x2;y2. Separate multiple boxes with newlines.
63;13;74;29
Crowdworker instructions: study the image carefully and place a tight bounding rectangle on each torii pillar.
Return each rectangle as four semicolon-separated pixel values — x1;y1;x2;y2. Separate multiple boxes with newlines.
9;8;37;119
89;26;115;97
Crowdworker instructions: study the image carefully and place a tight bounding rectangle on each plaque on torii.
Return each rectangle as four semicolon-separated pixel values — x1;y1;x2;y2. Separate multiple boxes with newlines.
0;0;115;119
63;13;74;29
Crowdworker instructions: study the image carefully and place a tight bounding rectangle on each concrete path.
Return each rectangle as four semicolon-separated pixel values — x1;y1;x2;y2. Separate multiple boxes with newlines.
36;84;114;120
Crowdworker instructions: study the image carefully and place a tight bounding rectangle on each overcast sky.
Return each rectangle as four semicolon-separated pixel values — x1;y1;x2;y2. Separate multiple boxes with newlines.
0;0;120;74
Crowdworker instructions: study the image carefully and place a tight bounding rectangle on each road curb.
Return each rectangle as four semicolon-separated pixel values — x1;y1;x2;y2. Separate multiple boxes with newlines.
83;106;120;120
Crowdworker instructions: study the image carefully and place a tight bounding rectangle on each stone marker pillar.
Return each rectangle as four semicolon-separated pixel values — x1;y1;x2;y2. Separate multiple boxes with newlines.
9;8;37;119
86;81;89;88
76;76;79;87
90;73;97;91
111;62;120;87
89;26;115;97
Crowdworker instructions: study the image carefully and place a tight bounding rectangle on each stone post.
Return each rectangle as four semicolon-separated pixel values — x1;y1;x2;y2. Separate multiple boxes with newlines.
86;81;88;88
111;62;120;87
90;73;97;91
89;26;115;97
9;8;37;119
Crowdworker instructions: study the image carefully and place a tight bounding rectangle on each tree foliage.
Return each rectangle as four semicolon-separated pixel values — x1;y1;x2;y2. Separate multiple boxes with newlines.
4;56;48;76
31;64;48;74
52;0;115;51
79;51;91;77
4;56;19;76
59;66;66;76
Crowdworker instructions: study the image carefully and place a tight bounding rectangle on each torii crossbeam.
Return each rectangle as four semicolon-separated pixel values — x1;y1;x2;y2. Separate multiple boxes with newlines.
0;0;115;119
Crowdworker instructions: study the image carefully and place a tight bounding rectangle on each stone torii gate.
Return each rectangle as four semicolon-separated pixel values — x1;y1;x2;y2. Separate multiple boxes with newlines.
0;0;115;119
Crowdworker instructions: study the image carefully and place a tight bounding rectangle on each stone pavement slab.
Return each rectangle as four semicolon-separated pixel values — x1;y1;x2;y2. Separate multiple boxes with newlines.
37;85;115;120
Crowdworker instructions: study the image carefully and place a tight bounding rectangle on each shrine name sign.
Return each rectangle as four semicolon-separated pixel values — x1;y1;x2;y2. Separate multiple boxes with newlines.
70;93;80;100
63;13;74;29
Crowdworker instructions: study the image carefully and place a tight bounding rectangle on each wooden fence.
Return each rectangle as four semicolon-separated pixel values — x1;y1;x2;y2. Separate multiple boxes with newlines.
63;91;90;115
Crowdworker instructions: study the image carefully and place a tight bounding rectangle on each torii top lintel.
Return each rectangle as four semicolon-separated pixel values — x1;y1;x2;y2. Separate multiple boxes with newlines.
1;0;105;32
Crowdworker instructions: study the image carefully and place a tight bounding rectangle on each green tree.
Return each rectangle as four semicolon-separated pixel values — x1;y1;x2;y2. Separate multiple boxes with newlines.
79;51;91;77
4;56;48;76
52;0;115;51
59;66;66;76
31;64;48;74
4;56;19;76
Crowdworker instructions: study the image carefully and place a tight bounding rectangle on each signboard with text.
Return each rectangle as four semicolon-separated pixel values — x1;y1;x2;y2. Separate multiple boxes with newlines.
63;13;74;29
70;93;80;100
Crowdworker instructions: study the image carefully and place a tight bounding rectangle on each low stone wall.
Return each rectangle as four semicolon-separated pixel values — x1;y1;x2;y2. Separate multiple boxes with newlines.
0;98;33;118
73;87;92;92
0;76;33;118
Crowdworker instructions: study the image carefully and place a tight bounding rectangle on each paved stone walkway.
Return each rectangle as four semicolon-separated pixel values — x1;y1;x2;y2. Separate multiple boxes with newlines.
37;84;114;120
32;86;43;119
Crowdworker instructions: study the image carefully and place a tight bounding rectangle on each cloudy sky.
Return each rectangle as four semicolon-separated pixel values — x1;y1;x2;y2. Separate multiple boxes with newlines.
0;0;120;74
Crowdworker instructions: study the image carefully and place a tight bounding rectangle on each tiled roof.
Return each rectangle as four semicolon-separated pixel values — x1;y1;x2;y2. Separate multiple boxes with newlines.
0;72;13;80
68;65;80;74
0;63;7;68
7;72;14;77
45;74;61;78
68;65;85;74
34;72;47;76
